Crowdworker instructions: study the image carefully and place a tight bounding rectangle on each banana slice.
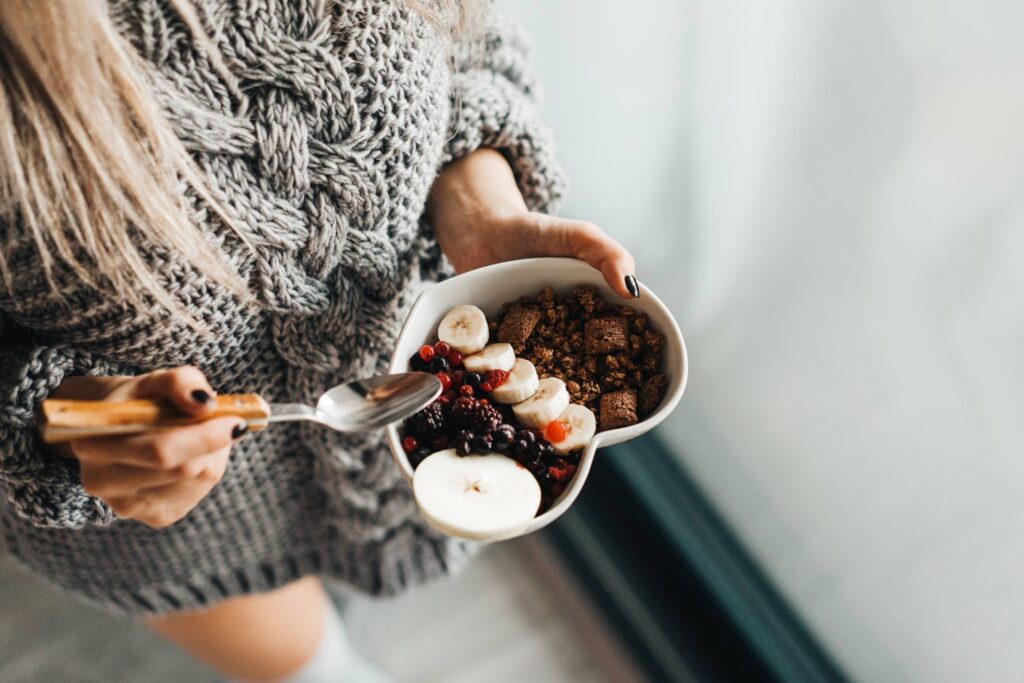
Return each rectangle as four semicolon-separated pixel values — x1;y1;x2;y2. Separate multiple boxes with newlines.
413;449;541;540
550;404;597;454
512;377;571;429
462;343;516;374
491;358;540;404
437;305;489;355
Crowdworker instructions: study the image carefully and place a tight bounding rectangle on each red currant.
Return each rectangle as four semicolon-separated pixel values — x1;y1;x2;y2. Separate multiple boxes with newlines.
402;436;419;454
418;345;435;363
448;351;463;367
480;381;494;393
544;420;568;443
436;372;452;392
452;370;465;385
433;341;451;358
459;384;474;397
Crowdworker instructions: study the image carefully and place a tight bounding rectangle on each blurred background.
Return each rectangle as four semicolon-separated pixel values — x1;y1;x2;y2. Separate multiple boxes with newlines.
3;0;1023;681
498;0;1024;681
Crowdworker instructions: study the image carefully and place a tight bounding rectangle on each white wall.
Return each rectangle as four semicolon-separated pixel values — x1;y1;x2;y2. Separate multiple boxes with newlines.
500;1;1024;680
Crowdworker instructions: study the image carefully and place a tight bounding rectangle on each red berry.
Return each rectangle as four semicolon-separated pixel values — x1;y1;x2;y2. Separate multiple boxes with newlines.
455;396;475;410
402;436;419;454
479;398;489;405
545;420;568;443
452;370;465;384
436;372;452;392
480;381;494;393
418;345;435;363
448;351;463;367
487;369;509;387
433;341;451;358
459;384;474;397
548;462;577;483
437;395;451;406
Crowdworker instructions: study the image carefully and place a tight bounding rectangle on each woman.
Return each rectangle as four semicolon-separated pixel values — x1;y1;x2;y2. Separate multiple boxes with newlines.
0;1;637;680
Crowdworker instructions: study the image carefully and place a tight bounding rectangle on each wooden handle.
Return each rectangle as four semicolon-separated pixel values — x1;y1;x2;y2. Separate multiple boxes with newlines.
37;394;271;444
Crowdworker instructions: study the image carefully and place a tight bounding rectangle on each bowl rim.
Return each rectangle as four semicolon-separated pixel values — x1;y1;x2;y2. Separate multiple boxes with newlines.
385;257;688;537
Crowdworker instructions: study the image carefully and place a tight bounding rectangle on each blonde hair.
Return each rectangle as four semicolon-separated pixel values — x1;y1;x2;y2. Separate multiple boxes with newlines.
0;0;483;323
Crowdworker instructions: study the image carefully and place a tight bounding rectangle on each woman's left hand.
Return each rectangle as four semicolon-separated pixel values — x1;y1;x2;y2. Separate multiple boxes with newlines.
428;149;640;299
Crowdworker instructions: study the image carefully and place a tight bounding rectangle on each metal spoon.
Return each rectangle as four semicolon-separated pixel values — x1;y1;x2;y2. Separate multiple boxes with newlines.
38;372;442;444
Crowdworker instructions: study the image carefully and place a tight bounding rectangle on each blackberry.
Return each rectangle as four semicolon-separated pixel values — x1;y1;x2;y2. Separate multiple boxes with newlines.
451;398;503;433
404;401;446;439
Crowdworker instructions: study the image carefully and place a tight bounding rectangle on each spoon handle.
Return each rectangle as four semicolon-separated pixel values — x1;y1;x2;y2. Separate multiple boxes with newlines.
37;395;271;444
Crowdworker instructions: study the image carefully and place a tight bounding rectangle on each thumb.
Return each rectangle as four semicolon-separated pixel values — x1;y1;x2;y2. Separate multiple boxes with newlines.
536;216;639;299
108;366;217;417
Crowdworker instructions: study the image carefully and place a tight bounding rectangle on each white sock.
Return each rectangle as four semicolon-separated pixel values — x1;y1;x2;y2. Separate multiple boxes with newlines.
277;601;393;683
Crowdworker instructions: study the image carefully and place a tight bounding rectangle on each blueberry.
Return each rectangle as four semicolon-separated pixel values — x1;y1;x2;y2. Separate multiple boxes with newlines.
529;441;545;457
494;425;515;444
409;353;425;371
430;357;450;373
473;434;494;452
464;372;482;388
514;439;529;453
456;441;473;456
520;430;536;444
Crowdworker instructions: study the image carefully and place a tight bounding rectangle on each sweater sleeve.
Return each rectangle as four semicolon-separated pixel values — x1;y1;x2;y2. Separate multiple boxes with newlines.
443;10;568;214
0;322;116;529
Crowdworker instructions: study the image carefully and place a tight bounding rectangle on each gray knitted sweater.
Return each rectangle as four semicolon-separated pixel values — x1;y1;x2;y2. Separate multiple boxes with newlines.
0;0;564;615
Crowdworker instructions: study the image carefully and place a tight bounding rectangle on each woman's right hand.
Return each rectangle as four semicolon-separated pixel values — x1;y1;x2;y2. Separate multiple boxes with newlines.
51;366;247;529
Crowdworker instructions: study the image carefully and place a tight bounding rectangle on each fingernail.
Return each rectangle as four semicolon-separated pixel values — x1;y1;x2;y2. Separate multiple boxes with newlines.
625;275;641;298
231;423;248;440
191;389;212;405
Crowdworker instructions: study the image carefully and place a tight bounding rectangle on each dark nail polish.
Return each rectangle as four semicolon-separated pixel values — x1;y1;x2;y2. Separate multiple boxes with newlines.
231;423;248;440
191;389;212;404
625;275;641;298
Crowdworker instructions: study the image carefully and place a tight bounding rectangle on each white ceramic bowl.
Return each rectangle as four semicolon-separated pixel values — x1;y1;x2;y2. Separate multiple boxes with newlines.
387;257;688;540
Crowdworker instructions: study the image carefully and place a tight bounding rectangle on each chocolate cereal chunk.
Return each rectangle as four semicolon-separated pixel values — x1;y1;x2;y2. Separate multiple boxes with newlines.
599;390;638;430
638;374;667;417
498;306;542;348
584;316;629;355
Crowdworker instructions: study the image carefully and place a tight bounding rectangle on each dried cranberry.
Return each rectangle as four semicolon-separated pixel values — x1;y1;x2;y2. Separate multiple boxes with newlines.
486;369;509;387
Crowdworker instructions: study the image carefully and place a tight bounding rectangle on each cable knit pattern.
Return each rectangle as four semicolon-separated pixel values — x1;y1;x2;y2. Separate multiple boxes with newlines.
0;0;565;615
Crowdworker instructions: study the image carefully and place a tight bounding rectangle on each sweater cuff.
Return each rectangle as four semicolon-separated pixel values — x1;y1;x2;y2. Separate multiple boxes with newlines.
0;345;116;528
442;11;568;215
